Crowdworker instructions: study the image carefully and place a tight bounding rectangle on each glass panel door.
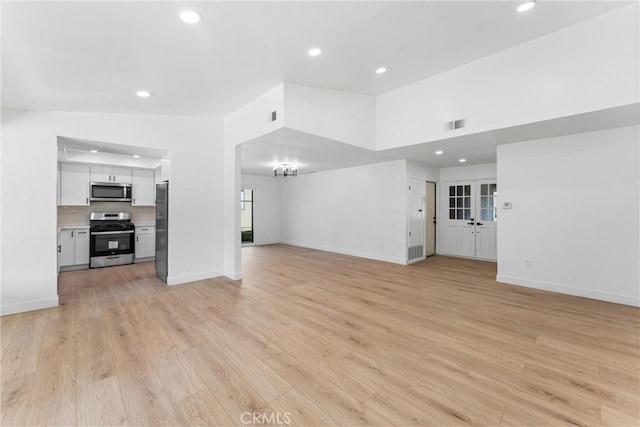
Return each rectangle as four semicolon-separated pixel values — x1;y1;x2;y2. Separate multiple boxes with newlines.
475;181;497;261
445;182;476;258
444;180;498;261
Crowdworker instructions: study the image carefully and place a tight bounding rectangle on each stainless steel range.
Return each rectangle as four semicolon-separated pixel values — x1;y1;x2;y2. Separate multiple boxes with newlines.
90;212;135;268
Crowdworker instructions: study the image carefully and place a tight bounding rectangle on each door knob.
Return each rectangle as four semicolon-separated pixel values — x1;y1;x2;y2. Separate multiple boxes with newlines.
467;222;475;225
476;222;483;226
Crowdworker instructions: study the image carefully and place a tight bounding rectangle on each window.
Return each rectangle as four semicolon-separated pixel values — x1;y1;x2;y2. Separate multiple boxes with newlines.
449;184;472;220
480;183;497;221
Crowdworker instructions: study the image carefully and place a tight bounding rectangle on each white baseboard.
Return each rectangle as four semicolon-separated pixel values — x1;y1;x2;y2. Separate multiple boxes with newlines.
281;240;407;265
1;296;59;316
253;240;281;246
225;272;242;281
59;264;90;272
496;274;640;307
167;271;222;286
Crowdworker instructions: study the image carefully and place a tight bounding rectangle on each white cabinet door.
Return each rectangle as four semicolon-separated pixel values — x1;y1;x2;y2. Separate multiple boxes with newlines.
135;227;155;259
90;165;112;182
59;163;90;206
112;167;132;184
91;166;132;183
74;229;90;265
132;169;155;206
58;229;76;267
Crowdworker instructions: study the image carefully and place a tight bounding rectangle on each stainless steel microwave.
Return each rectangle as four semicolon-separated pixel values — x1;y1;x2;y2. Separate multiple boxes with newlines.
90;182;132;202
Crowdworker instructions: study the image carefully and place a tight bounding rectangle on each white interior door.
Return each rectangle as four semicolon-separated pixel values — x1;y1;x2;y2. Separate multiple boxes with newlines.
408;178;425;262
475;181;497;261
445;182;476;257
444;180;498;260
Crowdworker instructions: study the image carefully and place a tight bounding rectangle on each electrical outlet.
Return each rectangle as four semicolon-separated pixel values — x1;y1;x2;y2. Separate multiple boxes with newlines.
524;258;532;269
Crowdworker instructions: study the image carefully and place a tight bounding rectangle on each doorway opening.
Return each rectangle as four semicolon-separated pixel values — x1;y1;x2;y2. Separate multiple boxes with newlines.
241;188;254;244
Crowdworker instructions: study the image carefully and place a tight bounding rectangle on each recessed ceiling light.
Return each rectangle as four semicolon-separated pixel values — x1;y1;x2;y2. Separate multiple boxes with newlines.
517;1;536;12
133;155;140;159
179;10;202;24
435;150;444;155
459;158;467;163
90;150;98;154
376;67;387;74
308;47;322;57
136;90;152;98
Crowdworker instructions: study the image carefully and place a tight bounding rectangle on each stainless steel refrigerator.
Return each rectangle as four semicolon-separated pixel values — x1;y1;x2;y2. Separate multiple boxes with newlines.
155;182;168;283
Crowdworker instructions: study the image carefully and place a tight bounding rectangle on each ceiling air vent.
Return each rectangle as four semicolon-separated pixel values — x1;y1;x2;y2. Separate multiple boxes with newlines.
444;118;467;131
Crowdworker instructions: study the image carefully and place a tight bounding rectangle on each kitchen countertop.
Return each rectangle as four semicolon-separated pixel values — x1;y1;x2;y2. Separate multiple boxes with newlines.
135;222;155;227
57;225;90;232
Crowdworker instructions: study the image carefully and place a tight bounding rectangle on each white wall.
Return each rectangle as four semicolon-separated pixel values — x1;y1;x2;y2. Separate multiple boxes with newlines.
224;85;285;279
497;126;639;306
284;84;376;150
439;163;497;182
1;109;225;315
376;4;639;150
280;160;407;264
438;163;497;255
241;174;281;245
407;160;439;182
225;84;284;146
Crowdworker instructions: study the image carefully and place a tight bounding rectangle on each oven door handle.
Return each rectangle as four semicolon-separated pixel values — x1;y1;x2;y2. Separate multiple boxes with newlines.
91;230;135;235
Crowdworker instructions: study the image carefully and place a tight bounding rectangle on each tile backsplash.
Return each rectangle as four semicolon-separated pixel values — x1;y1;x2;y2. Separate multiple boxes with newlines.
58;202;155;226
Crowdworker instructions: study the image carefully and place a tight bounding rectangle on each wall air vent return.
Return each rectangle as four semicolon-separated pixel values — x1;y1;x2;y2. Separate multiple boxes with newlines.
408;245;424;261
444;118;467;131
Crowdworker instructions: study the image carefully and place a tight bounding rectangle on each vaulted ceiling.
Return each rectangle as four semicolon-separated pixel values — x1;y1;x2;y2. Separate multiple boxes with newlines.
2;1;628;116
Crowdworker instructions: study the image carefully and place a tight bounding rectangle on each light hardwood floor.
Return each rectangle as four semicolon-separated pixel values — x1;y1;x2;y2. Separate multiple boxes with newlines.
2;244;639;426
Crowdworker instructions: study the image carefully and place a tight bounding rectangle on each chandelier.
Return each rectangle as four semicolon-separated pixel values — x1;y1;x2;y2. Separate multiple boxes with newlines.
273;163;298;178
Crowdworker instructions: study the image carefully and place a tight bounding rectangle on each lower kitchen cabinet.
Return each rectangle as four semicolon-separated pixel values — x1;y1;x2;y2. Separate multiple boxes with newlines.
58;230;76;267
75;229;90;264
58;227;90;270
135;226;155;259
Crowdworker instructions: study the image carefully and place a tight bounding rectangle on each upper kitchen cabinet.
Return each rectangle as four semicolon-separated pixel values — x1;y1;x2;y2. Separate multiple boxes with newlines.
59;163;90;206
91;165;132;184
132;169;155;206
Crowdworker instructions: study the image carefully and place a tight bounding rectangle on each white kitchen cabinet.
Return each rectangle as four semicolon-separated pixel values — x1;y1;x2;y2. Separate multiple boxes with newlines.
59;163;90;206
135;226;155;259
112;167;132;184
58;230;76;267
91;165;132;183
132;169;155;206
74;229;90;265
58;227;90;269
90;165;111;182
